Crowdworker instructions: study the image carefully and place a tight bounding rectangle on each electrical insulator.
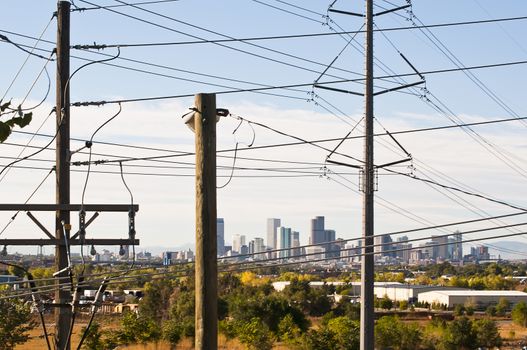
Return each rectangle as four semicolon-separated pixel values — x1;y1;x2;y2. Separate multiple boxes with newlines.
79;210;86;241
128;209;136;239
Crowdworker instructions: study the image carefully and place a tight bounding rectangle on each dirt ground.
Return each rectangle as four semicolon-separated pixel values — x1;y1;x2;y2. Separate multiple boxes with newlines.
15;315;527;349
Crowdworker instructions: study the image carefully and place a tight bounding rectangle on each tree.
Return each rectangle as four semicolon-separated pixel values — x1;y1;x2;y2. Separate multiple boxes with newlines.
139;278;174;322
375;315;422;350
303;327;339;350
326;316;360;350
168;282;195;338
472;318;502;348
375;316;401;349
453;304;465;316
441;317;476;350
496;297;510;316
237;318;273;350
485;305;497;317
400;322;423;350
512;301;527;327
0;101;32;142
80;322;104;350
378;295;393;310
278;314;302;342
0;298;37;350
162;319;183;346
116;312;161;344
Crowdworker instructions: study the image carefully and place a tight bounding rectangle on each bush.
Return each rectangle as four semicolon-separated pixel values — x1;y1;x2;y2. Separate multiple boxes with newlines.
512;301;527;327
237;318;273;350
375;315;422;350
378;295;393;310
117;312;161;344
485;305;497;317
453;304;465;316
301;316;359;350
496;297;510;316
162;319;183;345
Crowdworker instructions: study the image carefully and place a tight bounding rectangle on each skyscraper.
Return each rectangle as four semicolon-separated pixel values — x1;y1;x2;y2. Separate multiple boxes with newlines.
310;216;325;244
267;218;281;249
253;237;265;259
278;226;292;258
452;231;463;262
232;234;246;253
291;231;300;257
217;218;225;256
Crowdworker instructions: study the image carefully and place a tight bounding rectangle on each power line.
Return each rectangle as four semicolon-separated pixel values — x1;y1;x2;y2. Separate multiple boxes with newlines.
1;210;525;288
63;16;527;48
76;0;371;85
71;0;181;12
387;169;527;212
3;222;527;300
0;167;55;237
64;113;527;165
70;58;527;106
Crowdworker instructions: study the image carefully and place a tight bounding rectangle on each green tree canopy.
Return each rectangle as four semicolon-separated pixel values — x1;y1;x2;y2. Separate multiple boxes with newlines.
512;301;527;327
0;298;37;350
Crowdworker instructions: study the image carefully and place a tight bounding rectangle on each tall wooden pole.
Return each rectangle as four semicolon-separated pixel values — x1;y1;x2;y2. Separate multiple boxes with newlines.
360;0;375;349
194;93;218;350
55;2;71;349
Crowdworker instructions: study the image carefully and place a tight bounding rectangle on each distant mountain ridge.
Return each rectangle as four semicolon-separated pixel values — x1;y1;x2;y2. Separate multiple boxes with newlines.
486;240;527;260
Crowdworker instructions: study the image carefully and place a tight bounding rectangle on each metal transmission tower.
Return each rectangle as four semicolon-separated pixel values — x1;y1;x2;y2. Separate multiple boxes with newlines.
320;1;423;349
361;1;375;348
0;2;139;348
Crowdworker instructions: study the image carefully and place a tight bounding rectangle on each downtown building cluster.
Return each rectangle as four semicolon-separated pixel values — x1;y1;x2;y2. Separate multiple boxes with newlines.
216;216;341;261
162;219;494;265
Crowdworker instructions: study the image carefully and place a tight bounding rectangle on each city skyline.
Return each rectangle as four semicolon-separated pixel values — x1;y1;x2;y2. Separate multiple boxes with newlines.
1;1;525;260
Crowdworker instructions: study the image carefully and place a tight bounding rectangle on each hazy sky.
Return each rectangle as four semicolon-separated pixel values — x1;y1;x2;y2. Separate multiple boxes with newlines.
1;0;526;256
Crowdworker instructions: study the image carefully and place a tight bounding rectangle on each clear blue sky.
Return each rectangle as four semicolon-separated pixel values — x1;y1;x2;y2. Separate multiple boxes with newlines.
1;0;526;257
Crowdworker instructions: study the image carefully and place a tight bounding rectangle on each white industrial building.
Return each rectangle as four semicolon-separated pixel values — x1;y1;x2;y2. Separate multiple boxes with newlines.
372;282;466;303
418;290;527;308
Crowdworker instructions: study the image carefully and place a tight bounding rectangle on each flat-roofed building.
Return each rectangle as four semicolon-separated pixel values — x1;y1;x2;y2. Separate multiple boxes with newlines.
372;282;467;303
418;290;527;309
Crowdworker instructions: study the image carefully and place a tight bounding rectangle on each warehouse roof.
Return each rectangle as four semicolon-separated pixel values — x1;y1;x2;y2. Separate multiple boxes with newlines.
420;290;527;297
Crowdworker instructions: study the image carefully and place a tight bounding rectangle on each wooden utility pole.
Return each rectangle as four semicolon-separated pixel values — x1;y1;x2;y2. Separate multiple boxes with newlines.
55;1;71;349
194;93;218;350
360;0;375;349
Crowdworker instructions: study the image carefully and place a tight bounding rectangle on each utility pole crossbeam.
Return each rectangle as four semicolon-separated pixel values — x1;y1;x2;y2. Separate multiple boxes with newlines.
360;0;375;349
194;93;218;350
55;2;71;349
0;239;139;246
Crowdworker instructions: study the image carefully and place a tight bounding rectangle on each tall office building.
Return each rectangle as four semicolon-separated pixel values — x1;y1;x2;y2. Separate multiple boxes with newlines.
324;229;339;258
291;231;300;257
452;231;463;262
278;226;292;258
232;234;246;253
431;235;448;260
310;216;325;244
253;237;266;259
267;218;281;249
375;234;394;258
395;236;411;263
217;218;225;256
